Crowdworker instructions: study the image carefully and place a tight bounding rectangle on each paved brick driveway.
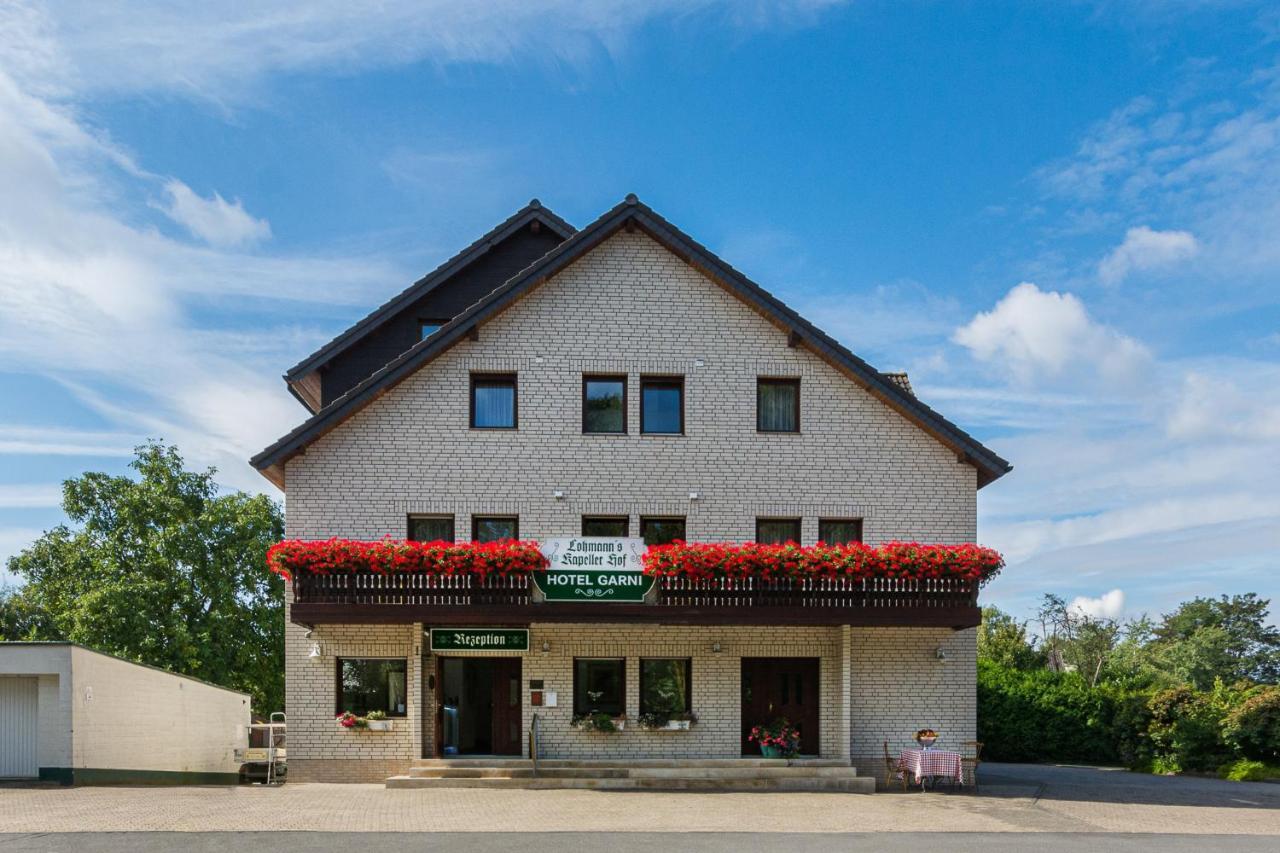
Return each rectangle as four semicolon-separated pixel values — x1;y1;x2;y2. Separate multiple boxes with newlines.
0;764;1276;835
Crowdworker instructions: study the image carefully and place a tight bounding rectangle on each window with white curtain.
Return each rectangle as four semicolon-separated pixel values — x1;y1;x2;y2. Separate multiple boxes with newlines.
470;374;517;429
757;378;799;432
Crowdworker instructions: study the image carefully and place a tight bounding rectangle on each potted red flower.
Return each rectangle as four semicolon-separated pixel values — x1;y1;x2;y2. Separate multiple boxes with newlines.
748;718;801;758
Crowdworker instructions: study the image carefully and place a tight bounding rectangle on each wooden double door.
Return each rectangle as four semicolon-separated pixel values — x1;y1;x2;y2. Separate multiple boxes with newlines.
436;657;522;756
740;657;820;755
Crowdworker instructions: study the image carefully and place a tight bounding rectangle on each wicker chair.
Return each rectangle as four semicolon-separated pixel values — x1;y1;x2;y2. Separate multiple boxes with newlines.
960;740;983;792
882;741;909;791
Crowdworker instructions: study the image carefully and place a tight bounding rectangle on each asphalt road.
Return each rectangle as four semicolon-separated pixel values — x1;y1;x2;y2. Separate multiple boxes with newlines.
1;834;1278;852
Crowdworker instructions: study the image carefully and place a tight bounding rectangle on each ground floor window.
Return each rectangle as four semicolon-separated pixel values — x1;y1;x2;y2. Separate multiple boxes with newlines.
640;658;691;714
640;516;686;545
573;658;625;716
337;658;407;717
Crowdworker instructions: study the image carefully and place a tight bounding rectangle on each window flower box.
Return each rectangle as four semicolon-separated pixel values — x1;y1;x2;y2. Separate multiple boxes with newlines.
571;713;626;732
336;711;394;731
637;711;698;732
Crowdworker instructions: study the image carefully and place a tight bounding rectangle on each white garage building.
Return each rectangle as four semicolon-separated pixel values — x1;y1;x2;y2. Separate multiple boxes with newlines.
0;642;251;784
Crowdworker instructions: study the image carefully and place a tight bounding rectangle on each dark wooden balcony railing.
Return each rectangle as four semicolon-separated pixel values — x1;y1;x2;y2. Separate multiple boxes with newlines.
289;572;980;627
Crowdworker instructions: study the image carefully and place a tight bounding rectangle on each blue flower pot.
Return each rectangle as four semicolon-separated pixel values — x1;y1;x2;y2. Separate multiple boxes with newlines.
761;745;783;758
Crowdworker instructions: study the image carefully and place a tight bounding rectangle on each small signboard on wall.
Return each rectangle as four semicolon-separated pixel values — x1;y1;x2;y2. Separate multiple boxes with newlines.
428;628;530;652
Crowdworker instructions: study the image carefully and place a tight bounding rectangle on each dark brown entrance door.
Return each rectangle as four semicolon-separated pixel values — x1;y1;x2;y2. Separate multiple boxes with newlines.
490;658;522;756
740;658;820;755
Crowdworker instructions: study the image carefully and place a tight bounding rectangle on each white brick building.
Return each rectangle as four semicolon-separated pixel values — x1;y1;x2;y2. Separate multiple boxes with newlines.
251;196;1010;783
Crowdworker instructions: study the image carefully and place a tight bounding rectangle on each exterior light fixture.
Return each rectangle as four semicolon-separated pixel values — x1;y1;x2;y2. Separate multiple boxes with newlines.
553;490;565;500
689;491;700;501
934;647;947;662
541;641;551;654
711;642;722;654
308;642;322;659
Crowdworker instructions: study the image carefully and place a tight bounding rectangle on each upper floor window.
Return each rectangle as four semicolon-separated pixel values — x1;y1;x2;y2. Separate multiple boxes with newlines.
472;515;519;542
818;518;863;545
408;514;454;542
583;375;626;434
756;517;801;545
757;378;800;433
420;319;447;340
471;373;517;429
640;516;686;546
641;376;684;435
582;516;629;537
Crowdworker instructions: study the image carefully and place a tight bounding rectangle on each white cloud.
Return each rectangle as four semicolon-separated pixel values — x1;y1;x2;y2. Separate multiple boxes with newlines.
0;485;63;509
1166;369;1280;441
158;180;271;248
952;282;1150;387
1069;589;1126;621
0;425;137;457
1098;226;1199;284
6;1;848;102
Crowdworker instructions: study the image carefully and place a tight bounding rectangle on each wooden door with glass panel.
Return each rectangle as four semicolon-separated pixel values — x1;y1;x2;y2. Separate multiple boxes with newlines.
740;657;819;755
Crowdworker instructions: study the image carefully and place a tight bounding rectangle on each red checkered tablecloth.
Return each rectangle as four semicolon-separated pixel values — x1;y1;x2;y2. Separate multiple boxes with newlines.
898;748;963;785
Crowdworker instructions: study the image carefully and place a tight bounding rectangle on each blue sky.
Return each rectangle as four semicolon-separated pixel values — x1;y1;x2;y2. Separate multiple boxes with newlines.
1;0;1277;625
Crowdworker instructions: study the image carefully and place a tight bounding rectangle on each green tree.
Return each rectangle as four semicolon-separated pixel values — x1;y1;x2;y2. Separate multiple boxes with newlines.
5;442;284;712
0;585;53;639
977;606;1045;670
1151;595;1280;688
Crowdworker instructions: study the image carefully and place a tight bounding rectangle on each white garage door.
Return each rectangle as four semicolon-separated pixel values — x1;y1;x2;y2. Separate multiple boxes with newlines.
0;677;39;778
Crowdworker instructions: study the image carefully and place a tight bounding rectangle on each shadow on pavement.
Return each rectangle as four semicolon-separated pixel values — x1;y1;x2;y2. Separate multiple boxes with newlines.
977;762;1280;810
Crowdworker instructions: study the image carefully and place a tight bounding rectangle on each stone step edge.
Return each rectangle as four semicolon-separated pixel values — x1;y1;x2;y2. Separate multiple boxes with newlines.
411;758;852;769
385;776;876;793
407;767;863;779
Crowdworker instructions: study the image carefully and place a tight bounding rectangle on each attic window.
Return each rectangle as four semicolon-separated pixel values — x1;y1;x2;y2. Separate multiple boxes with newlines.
420;320;447;340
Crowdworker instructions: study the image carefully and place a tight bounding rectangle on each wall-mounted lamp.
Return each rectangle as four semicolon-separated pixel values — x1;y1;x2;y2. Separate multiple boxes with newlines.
711;642;722;654
553;490;565;500
541;641;551;654
694;358;705;368
689;491;700;501
308;642;322;659
934;647;947;662
534;355;545;364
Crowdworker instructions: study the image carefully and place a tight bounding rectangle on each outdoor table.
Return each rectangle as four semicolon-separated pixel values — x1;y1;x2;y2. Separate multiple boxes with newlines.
898;748;963;790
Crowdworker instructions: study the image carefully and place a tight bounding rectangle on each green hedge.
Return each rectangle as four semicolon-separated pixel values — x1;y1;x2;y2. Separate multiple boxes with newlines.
979;661;1280;773
977;660;1121;763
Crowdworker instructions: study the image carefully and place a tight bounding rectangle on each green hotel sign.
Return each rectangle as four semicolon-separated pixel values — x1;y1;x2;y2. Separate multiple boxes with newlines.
533;537;656;603
429;628;529;652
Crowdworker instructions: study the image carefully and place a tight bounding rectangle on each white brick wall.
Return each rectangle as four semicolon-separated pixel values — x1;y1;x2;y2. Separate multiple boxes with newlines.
278;230;982;780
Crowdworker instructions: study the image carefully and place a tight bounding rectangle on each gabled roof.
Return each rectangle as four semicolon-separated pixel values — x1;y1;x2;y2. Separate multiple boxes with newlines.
252;195;1011;489
282;199;575;406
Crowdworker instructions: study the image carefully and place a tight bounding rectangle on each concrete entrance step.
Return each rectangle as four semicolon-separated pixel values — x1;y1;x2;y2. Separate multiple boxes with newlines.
408;765;857;780
411;757;850;769
386;775;875;793
391;757;872;792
